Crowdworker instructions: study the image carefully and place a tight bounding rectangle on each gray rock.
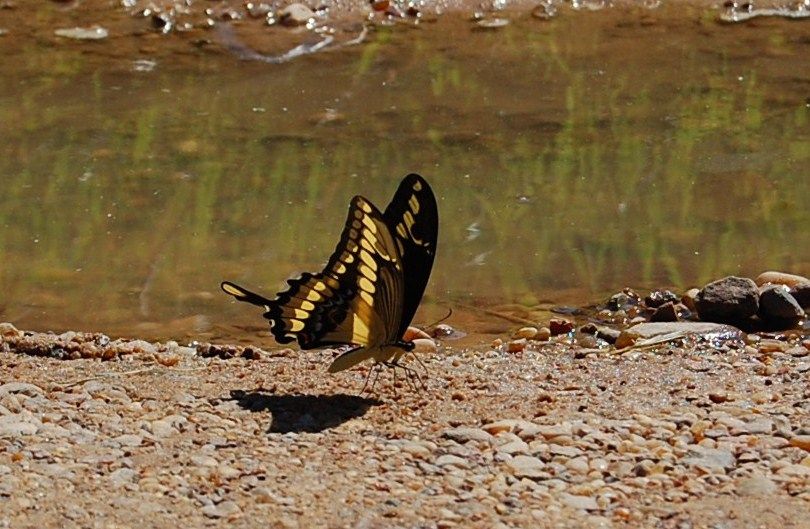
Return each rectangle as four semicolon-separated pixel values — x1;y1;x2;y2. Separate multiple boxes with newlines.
0;382;43;397
0;417;38;437
442;427;493;444
623;321;742;342
113;434;143;447
506;455;546;479
560;493;599;510
790;281;810;308
683;445;735;471
202;501;241;518
278;3;314;26
695;276;759;322
108;468;137;485
435;454;469;468
758;285;805;323
736;473;777;496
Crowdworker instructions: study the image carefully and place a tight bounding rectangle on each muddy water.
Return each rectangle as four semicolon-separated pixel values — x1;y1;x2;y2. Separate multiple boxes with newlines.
1;7;808;341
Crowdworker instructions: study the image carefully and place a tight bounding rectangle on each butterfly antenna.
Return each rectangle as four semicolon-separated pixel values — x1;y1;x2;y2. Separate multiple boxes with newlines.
423;307;453;330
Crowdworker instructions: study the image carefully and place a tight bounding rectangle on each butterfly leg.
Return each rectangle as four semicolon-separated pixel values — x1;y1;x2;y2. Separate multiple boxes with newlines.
359;362;381;395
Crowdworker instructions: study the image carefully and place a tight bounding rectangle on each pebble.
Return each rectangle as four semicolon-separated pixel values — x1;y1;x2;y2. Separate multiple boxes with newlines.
512;327;538;340
736;473;777;496
113;434;143;447
506;455;546;479
201;501;241;518
279;3;315;26
755;270;809;288
560;492;599;510
442;427;493;444
695;276;759;322
682;446;734;472
789;435;810;451
758;284;805;323
0;418;38;437
549;318;575;336
435;454;469;468
789;281;810;308
54;26;109;40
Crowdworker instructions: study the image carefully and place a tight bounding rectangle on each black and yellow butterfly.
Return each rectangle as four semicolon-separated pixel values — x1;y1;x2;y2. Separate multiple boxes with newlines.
221;173;438;381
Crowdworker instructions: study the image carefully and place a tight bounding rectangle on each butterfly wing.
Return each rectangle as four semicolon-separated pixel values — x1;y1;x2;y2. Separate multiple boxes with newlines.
382;173;439;339
222;196;405;351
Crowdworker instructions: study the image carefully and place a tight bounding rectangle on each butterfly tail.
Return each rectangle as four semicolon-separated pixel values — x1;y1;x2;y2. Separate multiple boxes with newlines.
221;281;274;309
328;346;375;373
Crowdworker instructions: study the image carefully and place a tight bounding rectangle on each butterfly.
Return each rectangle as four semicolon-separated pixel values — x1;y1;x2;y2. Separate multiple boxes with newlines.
221;173;438;387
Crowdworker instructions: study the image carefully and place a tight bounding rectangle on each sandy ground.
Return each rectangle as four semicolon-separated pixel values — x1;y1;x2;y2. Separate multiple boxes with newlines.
1;322;808;528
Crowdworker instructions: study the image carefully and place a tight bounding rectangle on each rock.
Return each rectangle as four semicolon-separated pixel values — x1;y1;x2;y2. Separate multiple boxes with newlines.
755;270;809;288
513;327;538;340
108;468;137;486
201;501;241;518
404;326;431;341
0;418;38;437
789;435;810;451
695;276;759;322
682;446;735;472
736;473;777;496
650;301;678;322
0;382;43;397
758;285;805;324
549;318;574;336
560;493;599;510
412;338;438;354
0;322;22;338
681;288;700;312
790;281;810;308
536;327;551;341
113;434;143;447
644;290;679;308
506;455;546;479
621;322;743;342
279;3;314;26
442;427;493;444
54;26;108;40
482;420;516;435
435;454;468;468
507;339;526;353
496;440;529;455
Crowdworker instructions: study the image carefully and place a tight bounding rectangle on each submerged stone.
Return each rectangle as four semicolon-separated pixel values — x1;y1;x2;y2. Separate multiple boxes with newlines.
54;26;108;40
758;285;805;325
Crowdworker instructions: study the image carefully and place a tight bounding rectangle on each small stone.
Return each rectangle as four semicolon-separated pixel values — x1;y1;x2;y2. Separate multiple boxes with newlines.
513;327;538;340
755;270;809;288
758;285;805;324
191;454;219;467
622;321;742;342
650;301;678;322
0;382;43;397
54;26;108;40
708;391;730;403
790;281;810;308
476;17;509;28
789;435;810;451
536;327;551;341
0;322;22;338
412;338;438;354
404;326;432;341
113;434;143;447
549;318;574;336
560;493;599;510
202;501;241;518
482;420;516;435
645;289;679;308
695;276;759;323
278;3;314;26
681;288;700;312
435;454;468;468
736;473;777;496
507;339;526;353
0;418;38;437
496;440;529;455
442;427;493;444
399;441;431;458
683;445;735;472
108;468;136;485
506;455;546;479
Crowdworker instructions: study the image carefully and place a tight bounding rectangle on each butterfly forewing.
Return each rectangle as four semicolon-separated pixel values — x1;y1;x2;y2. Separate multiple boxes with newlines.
382;173;439;339
258;196;405;349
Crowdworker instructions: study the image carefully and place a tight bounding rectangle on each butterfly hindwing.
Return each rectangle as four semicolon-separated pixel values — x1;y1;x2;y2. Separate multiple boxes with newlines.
382;173;439;339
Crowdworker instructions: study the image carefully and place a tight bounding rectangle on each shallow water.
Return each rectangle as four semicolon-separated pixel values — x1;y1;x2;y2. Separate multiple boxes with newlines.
1;7;809;340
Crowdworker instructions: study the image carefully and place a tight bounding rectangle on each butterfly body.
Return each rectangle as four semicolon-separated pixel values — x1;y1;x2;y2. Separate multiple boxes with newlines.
221;174;438;376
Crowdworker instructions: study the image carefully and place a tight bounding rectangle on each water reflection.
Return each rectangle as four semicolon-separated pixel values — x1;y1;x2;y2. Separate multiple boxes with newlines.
1;10;808;339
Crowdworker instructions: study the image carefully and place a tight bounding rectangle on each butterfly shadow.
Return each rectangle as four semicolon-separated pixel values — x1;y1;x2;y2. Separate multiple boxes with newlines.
229;389;382;434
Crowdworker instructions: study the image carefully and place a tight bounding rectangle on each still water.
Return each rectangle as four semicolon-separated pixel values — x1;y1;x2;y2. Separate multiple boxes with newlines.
1;8;808;340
